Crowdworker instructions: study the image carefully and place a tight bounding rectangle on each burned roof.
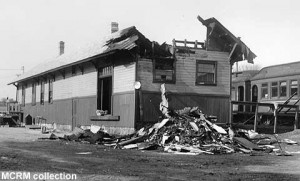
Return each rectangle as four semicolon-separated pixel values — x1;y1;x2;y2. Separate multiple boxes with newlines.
9;26;172;85
251;61;300;81
197;16;256;64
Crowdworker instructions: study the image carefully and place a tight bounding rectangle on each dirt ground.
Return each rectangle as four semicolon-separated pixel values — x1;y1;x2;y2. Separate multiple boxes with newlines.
1;127;300;181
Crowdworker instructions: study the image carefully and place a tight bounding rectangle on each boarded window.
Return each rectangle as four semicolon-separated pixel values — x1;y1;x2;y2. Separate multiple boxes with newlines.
40;80;45;105
48;79;53;104
261;83;268;99
280;81;287;97
32;83;36;105
196;60;217;85
153;58;175;83
271;82;278;98
291;80;298;96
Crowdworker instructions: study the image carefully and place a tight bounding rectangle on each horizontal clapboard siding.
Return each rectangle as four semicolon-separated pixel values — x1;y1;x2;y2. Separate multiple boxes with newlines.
54;71;97;100
113;62;136;93
137;49;230;95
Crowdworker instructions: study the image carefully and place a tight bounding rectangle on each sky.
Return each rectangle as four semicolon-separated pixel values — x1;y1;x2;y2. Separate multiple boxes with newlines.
0;0;299;99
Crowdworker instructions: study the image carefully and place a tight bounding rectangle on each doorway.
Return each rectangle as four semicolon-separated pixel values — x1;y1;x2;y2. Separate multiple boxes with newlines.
97;76;112;114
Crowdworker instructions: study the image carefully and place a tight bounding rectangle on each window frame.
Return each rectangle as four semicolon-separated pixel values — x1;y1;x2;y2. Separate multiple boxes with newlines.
153;58;176;84
271;82;278;98
261;83;268;99
280;81;287;97
290;80;298;96
195;60;217;86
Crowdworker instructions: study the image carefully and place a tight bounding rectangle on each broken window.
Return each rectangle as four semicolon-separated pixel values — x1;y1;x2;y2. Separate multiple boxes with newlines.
271;82;278;98
153;58;175;83
261;83;268;99
40;80;45;105
48;79;53;104
280;81;287;97
196;60;217;85
32;83;36;105
291;80;298;96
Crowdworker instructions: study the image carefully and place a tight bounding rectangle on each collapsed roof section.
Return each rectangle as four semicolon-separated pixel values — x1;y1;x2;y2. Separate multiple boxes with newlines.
197;16;256;64
8;26;172;85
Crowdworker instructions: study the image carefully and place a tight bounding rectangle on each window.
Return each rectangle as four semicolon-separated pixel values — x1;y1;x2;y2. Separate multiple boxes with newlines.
97;66;113;114
40;80;45;105
48;79;53;104
32;83;36;105
271;82;278;98
261;83;268;99
21;85;26;106
291;80;298;96
280;81;287;97
153;58;175;83
196;60;217;85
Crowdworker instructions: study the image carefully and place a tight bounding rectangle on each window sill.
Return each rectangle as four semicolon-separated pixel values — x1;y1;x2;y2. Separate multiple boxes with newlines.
195;83;217;86
90;115;120;121
153;80;175;84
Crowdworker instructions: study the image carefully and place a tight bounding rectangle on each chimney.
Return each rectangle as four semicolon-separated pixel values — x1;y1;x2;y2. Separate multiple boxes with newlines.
111;22;119;33
59;41;65;55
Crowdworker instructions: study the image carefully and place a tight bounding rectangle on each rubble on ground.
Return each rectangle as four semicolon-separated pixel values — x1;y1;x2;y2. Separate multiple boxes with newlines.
46;106;297;156
45;84;298;156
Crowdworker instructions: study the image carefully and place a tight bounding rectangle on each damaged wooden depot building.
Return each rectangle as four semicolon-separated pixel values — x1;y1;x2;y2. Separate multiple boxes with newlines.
8;16;256;134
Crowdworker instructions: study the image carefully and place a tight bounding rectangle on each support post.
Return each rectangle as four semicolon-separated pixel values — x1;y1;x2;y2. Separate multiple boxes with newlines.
274;109;278;134
254;103;259;132
295;106;299;130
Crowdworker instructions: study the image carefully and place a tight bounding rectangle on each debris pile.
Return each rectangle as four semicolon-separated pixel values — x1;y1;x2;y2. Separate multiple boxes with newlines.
47;106;297;156
46;84;298;156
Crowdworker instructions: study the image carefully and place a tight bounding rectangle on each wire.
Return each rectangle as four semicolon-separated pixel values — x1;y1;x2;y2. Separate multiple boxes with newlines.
0;69;22;71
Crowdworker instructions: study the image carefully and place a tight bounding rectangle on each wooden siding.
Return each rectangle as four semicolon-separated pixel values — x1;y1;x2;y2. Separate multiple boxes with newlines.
138;91;229;125
23;93;135;129
54;71;97;100
137;49;230;95
23;96;95;127
113;62;136;93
